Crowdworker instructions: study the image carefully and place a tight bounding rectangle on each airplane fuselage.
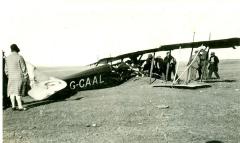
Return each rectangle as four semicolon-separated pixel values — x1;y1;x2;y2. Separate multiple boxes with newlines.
68;74;104;90
63;64;122;92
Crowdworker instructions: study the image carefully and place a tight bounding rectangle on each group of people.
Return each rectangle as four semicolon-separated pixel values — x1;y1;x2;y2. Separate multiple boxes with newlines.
142;49;220;82
142;52;178;81
3;44;28;110
189;49;220;81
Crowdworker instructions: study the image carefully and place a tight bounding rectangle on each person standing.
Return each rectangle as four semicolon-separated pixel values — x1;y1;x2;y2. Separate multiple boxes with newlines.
142;54;153;76
199;49;208;80
208;52;220;79
5;44;28;111
189;50;200;81
154;56;165;80
164;52;177;81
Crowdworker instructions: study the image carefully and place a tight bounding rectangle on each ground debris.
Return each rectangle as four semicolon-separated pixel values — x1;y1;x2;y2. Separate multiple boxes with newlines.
155;105;169;109
86;123;98;127
29;126;37;130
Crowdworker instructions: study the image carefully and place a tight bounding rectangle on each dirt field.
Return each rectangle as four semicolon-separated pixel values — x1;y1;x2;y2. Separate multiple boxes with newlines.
3;59;240;143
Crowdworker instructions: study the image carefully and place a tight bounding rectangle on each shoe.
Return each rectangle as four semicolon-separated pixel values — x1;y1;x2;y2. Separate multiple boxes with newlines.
18;107;27;111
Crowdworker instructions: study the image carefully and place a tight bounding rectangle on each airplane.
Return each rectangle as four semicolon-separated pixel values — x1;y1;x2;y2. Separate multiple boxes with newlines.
3;37;239;101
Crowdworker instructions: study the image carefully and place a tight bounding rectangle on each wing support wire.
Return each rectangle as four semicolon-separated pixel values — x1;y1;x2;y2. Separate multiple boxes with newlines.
174;50;201;84
172;46;182;84
149;52;156;84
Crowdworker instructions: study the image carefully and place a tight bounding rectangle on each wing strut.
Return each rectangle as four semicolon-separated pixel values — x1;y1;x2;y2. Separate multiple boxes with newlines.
185;32;196;84
149;52;156;84
200;33;211;82
173;46;182;84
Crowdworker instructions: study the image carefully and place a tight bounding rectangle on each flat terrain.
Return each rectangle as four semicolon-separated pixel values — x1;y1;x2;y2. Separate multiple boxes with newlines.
3;59;240;143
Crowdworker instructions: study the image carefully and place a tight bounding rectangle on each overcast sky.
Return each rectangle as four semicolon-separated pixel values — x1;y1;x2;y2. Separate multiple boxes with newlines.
1;0;240;66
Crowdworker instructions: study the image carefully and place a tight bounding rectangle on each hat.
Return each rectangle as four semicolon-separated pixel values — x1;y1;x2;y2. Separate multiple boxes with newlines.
10;44;20;53
148;54;153;58
211;52;215;55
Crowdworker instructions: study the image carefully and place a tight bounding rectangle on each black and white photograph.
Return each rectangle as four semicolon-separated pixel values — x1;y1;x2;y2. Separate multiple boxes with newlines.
1;0;240;142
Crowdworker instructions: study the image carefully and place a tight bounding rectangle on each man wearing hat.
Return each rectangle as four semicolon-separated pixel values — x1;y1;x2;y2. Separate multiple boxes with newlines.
208;52;220;79
5;44;29;111
142;54;153;76
164;52;177;81
154;56;165;79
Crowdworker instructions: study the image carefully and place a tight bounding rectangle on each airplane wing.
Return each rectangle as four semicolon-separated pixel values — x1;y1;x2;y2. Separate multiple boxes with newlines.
96;37;240;64
160;37;240;50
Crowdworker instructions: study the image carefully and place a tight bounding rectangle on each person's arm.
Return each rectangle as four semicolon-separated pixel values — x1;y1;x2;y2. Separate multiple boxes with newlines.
19;56;29;79
215;56;219;64
197;56;201;64
208;56;212;63
141;60;146;68
156;60;160;69
173;57;177;65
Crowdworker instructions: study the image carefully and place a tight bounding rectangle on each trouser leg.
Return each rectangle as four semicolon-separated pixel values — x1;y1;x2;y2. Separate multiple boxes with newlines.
198;68;202;79
172;68;177;80
167;70;172;81
190;67;196;81
208;70;213;79
214;71;220;79
162;72;166;80
162;69;166;80
192;69;197;80
166;64;170;81
202;66;207;80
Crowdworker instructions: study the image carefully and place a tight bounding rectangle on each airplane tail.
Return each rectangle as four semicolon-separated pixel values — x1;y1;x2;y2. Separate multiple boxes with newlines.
26;63;67;100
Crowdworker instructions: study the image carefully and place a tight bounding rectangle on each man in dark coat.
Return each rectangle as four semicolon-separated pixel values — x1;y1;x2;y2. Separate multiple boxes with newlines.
142;54;153;76
208;52;220;79
154;56;165;79
164;52;177;81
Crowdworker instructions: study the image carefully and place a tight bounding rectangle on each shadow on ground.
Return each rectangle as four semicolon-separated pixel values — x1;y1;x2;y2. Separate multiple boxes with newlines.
24;89;83;109
206;140;223;143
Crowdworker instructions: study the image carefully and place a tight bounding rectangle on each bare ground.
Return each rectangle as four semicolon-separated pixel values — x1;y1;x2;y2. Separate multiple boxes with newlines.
3;59;240;143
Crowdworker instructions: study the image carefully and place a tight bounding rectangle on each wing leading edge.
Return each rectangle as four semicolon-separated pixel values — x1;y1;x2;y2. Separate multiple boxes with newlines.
96;37;240;64
160;37;240;50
